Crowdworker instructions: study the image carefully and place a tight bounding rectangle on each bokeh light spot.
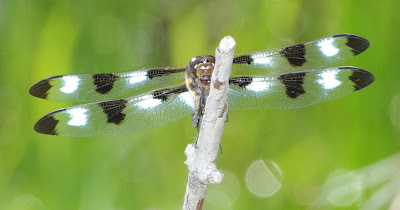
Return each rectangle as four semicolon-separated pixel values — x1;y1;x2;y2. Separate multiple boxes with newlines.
245;159;283;198
324;170;362;207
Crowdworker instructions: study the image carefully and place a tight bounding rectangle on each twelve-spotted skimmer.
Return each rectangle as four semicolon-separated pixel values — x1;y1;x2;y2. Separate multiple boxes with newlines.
30;34;374;137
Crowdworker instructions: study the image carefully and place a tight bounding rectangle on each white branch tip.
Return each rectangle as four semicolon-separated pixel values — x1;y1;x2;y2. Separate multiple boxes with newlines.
218;36;236;54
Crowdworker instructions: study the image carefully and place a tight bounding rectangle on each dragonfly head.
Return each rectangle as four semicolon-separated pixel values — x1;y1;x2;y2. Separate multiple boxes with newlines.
187;55;215;85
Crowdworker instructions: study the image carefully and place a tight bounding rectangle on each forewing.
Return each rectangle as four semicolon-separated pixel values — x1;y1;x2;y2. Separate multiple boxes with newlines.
228;67;374;110
29;67;186;103
232;34;369;74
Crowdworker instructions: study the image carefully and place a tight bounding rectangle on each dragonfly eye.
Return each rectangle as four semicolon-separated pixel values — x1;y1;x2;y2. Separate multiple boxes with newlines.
204;55;215;65
188;56;215;72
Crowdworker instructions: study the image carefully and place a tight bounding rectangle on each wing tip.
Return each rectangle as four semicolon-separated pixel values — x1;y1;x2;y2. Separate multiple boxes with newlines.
34;108;65;136
29;80;51;99
339;66;375;91
29;75;63;99
333;33;370;55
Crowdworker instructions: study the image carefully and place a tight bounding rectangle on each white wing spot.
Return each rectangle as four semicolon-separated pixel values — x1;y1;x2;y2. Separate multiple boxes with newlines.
179;92;195;108
252;53;273;65
127;71;147;84
61;76;80;93
317;70;341;89
135;95;162;109
67;107;88;126
253;57;272;65
247;78;273;92
317;38;339;57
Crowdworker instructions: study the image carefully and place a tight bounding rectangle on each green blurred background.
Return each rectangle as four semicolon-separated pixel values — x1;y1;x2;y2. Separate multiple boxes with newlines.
1;0;400;209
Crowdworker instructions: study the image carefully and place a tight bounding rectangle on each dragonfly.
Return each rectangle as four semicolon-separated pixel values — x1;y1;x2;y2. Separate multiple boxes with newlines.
30;33;374;137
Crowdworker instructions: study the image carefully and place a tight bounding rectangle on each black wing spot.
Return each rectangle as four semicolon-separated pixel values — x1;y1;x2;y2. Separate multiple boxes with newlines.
333;34;370;55
278;72;306;98
344;67;375;91
93;73;118;94
29;75;63;99
229;77;253;88
153;85;188;101
34;108;66;135
99;99;128;125
147;68;186;79
280;44;306;67
233;55;253;64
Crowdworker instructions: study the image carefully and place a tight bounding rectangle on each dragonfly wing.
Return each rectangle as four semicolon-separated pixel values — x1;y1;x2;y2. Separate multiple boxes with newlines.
232;34;369;74
228;67;374;110
34;84;195;136
29;67;186;103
